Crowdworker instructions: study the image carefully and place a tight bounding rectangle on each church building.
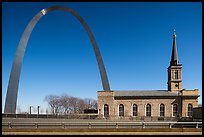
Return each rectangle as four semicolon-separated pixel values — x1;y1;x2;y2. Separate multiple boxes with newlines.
97;31;199;121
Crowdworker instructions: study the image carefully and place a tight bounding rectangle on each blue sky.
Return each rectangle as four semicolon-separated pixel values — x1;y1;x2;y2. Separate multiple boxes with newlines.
2;2;202;113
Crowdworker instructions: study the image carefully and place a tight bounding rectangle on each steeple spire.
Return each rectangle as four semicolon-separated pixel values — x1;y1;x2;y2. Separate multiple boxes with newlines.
170;29;179;66
168;29;182;92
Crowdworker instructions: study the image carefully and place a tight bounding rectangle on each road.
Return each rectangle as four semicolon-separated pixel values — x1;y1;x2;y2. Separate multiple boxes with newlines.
2;117;202;135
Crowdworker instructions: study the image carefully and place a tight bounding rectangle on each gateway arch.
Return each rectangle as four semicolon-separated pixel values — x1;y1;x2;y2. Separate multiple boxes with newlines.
4;6;110;113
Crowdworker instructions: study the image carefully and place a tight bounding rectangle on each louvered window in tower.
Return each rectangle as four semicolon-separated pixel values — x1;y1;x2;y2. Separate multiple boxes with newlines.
174;70;178;79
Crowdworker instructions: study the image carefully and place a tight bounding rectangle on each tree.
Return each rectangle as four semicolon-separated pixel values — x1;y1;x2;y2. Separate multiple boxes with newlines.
84;98;98;109
44;95;62;115
44;94;98;115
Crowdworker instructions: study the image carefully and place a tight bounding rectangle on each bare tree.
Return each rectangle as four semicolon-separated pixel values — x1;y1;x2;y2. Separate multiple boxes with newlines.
44;95;62;115
60;94;71;114
44;94;98;115
84;98;97;109
77;98;86;113
69;96;78;114
90;99;97;110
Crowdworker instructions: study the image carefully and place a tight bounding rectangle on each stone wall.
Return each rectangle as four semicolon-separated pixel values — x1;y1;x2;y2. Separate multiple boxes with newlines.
113;98;177;117
181;89;199;117
97;90;199;121
97;91;114;118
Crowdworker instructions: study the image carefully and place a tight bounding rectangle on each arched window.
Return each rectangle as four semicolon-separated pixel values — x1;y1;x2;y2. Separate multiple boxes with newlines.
187;104;193;117
173;104;178;117
133;104;137;116
104;104;109;117
119;104;124;116
174;70;178;79
160;104;165;117
146;104;151;117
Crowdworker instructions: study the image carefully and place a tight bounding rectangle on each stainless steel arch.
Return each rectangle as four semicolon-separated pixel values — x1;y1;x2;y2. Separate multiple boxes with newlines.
4;6;110;113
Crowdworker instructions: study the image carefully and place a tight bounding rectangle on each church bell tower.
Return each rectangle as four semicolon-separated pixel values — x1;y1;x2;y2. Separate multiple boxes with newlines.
167;30;182;92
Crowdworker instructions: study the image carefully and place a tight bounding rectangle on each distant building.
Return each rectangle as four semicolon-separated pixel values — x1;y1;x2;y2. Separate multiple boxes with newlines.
84;109;98;114
97;30;200;121
193;107;202;121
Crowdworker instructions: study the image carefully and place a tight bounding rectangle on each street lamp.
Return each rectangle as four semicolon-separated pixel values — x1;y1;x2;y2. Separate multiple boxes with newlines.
37;106;40;115
37;106;40;118
29;106;32;114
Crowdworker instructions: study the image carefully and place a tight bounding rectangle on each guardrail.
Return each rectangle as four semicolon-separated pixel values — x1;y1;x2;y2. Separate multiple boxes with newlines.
2;121;202;129
2;113;181;121
2;113;98;119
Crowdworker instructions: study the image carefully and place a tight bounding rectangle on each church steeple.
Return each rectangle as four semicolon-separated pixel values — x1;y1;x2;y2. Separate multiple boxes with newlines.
170;29;179;66
167;29;182;92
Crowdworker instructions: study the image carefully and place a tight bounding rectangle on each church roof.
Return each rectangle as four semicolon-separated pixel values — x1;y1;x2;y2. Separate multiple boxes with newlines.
170;29;181;66
114;90;178;97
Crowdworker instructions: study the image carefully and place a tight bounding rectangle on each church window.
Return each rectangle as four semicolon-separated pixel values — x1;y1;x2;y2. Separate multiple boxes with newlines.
173;104;178;117
174;70;178;79
104;104;109;117
119;104;124;116
187;104;193;117
160;104;165;117
133;104;137;116
146;104;151;117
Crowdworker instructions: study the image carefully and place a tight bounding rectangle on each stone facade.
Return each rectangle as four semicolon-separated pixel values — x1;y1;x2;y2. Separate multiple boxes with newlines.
168;65;182;92
97;31;199;121
181;89;199;117
97;90;199;121
98;91;114;118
